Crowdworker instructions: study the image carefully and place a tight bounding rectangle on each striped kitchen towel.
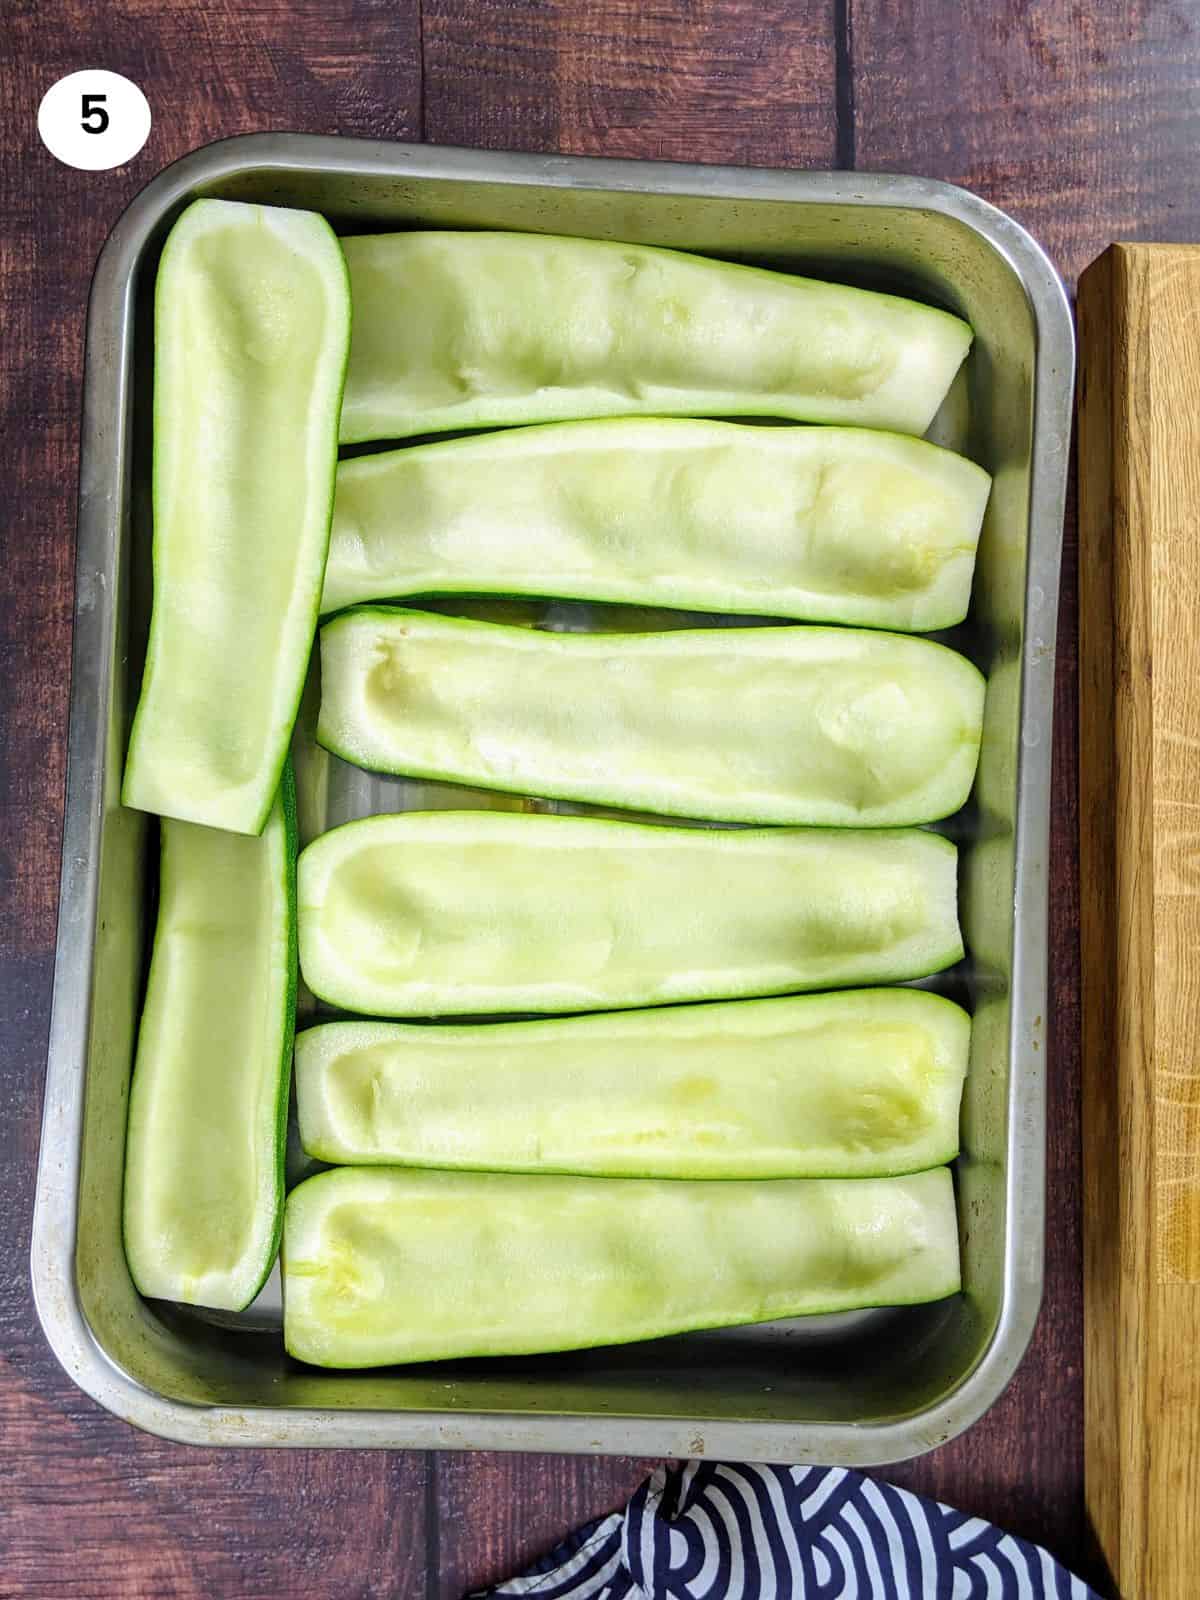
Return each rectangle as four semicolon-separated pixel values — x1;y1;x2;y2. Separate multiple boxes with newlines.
474;1462;1098;1599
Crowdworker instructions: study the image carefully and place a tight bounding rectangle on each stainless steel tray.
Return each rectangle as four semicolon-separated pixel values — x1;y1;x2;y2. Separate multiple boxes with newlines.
31;134;1073;1460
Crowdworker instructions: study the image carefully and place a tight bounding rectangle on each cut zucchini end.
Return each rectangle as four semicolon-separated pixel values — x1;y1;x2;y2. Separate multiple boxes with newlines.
120;768;276;838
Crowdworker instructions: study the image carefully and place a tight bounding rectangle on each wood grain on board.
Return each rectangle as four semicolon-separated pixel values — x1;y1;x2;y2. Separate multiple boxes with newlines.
5;0;1200;1594
1078;243;1200;1600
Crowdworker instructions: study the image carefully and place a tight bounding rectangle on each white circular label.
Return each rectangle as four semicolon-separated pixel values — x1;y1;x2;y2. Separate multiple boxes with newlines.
38;71;151;171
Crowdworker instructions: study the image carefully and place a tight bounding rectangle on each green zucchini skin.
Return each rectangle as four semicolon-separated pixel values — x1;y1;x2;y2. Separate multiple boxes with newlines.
338;232;972;444
123;199;351;836
296;810;963;1017
282;1165;961;1367
318;608;985;827
123;765;298;1311
322;418;990;629
295;988;970;1178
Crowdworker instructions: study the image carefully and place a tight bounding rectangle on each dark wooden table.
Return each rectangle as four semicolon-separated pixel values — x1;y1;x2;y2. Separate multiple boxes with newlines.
5;3;1197;1595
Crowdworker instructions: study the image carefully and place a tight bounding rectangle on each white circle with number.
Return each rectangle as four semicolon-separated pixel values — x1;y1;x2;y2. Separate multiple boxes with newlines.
38;70;151;171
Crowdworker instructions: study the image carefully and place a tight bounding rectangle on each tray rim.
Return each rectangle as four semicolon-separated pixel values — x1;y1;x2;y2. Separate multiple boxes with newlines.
30;131;1074;1458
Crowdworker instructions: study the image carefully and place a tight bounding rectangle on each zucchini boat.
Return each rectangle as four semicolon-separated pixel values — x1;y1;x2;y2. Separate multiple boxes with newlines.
318;608;985;826
295;988;970;1178
123;199;351;835
322;418;990;629
282;1165;961;1367
296;810;962;1016
123;766;297;1311
338;232;972;443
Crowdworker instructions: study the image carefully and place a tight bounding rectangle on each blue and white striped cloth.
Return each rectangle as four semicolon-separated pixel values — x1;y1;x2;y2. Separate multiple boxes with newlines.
476;1462;1097;1599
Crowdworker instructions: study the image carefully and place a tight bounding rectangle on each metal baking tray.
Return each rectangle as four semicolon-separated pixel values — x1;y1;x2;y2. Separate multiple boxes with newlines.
31;134;1073;1460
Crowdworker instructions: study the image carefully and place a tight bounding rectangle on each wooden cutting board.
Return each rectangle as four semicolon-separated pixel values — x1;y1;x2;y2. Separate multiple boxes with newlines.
1078;244;1200;1599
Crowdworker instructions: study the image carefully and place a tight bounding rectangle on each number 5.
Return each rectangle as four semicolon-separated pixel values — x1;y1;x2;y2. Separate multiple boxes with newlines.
81;93;109;135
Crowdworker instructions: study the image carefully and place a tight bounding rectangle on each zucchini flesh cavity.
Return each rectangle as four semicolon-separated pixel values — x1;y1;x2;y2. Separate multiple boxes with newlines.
123;768;298;1311
123;199;351;835
319;609;985;826
323;419;990;629
295;988;970;1178
282;1165;961;1367
339;232;972;443
296;811;962;1016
